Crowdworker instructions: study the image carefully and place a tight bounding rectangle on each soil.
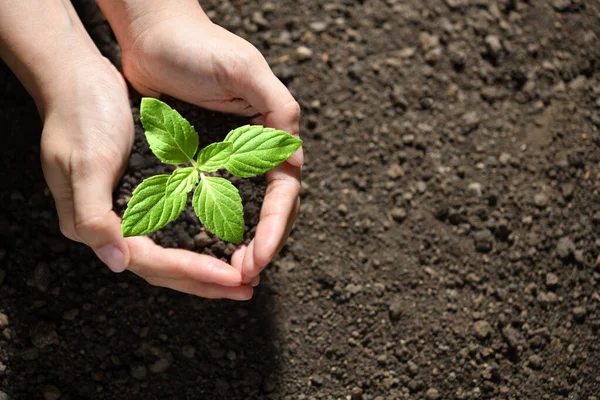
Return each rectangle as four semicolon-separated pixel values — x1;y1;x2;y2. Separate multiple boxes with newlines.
1;0;600;399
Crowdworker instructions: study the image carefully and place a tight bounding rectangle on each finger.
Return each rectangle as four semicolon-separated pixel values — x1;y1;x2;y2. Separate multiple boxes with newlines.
231;244;247;272
126;236;243;286
54;195;81;243
241;241;255;284
242;162;301;279
70;167;130;273
244;65;303;167
40;133;81;243
42;169;82;242
232;245;258;285
145;276;253;300
251;275;260;287
274;196;300;256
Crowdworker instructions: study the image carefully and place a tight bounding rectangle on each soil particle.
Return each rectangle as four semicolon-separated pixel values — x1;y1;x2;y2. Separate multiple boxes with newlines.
226;350;236;361
407;379;424;393
419;32;441;64
0;314;7;329
310;375;324;387
18;348;39;361
387;164;405;179
391;207;407;222
551;0;572;11
29;262;50;292
545;273;560;289
181;345;196;359
193;231;213;248
556;237;576;260
130;364;147;380
402;134;415;146
501;326;524;350
388;297;403;322
473;320;493;340
484;35;502;60
537;291;559;307
473;229;494;253
150;358;171;374
498;152;512;165
573;306;587;322
425;388;440;400
129;153;148;171
467;182;483;197
407;360;419;376
593;211;600;225
345;283;362;295
295;46;313;61
30;323;59;349
534;193;549;208
42;385;61;400
309;21;327;32
251;11;268;29
528;355;545;370
176;229;194;250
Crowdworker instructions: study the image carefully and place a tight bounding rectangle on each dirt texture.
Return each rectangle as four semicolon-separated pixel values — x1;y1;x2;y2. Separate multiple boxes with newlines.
1;0;600;399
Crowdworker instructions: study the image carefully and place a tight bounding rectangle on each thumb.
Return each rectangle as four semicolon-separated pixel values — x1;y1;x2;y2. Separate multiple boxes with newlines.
72;171;130;273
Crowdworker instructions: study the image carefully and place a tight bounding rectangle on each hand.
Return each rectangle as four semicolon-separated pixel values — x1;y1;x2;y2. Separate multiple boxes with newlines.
116;5;303;283
40;52;252;300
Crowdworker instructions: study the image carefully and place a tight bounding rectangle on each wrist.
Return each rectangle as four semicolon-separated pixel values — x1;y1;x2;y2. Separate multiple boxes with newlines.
17;36;101;119
96;0;210;51
0;0;101;118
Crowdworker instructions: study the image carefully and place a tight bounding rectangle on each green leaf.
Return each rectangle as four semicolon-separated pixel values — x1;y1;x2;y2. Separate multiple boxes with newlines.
122;175;187;237
140;98;199;164
193;176;244;243
166;167;198;196
223;125;303;178
196;142;233;172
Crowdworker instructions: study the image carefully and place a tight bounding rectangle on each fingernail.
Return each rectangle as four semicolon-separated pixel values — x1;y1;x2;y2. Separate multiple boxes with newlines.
238;287;254;301
251;275;260;287
289;145;304;166
97;244;126;273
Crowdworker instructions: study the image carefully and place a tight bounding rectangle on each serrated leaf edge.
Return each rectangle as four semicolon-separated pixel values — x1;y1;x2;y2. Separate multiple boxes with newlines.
140;98;199;165
193;176;244;243
122;174;187;237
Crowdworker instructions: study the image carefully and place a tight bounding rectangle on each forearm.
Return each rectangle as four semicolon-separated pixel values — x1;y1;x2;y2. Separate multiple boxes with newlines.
96;0;210;50
0;0;98;114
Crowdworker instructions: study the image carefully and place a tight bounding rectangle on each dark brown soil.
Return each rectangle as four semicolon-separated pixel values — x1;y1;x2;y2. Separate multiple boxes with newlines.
1;0;600;399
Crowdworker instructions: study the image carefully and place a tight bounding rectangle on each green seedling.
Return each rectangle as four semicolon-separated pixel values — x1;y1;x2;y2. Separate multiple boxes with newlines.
122;98;303;243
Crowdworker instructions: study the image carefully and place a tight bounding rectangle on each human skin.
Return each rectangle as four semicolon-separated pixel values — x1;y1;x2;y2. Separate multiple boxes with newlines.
0;0;302;299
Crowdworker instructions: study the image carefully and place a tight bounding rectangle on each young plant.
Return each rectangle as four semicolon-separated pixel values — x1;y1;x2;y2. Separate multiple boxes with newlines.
121;98;303;244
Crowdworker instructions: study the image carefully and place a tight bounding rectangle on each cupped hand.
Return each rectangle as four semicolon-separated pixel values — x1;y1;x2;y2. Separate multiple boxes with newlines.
120;8;302;283
40;54;252;300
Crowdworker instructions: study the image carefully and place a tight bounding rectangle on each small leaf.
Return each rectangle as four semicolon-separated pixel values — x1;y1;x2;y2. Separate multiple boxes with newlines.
140;98;199;164
196;142;233;172
122;175;186;237
223;125;303;177
166;167;199;196
193;176;244;243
